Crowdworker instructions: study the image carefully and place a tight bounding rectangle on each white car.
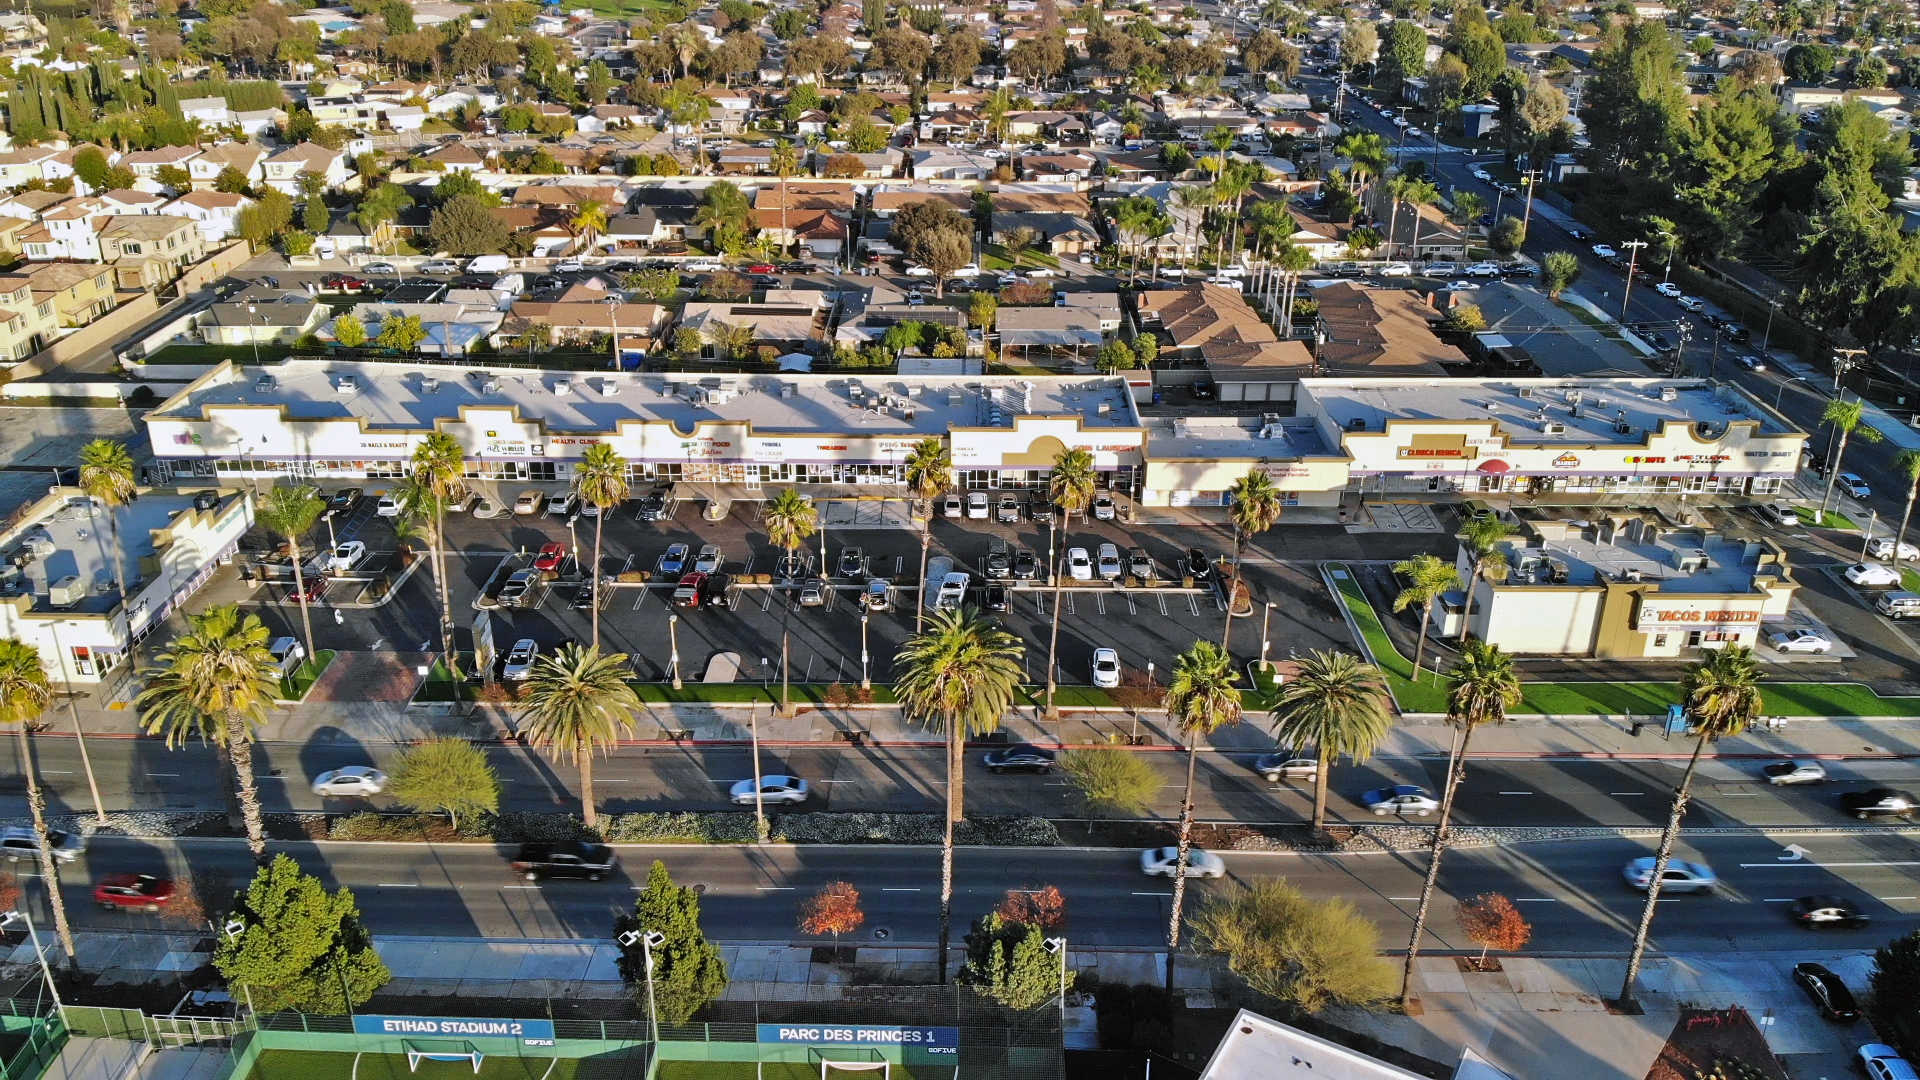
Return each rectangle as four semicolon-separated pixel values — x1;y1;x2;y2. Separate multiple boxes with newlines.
1859;1045;1919;1080
1840;472;1872;498
1091;648;1120;688
1025;268;1057;278
1677;295;1704;312
364;262;397;275
1096;543;1123;580
730;775;809;804
1464;262;1502;277
375;493;406;517
1066;547;1093;580
269;636;305;677
966;491;990;519
419;259;461;274
685;259;722;272
1470;168;1491;182
1868;538;1920;561
1362;785;1439;816
982;148;1005;159
1393;116;1409;128
936;571;970;610
904;265;935;276
693;545;723;573
553;259;584;273
1407;126;1422;137
1761;760;1828;785
1846;563;1902;586
1378;262;1413;276
502;638;539;680
1140;846;1226;878
1767;628;1833;654
514;490;545;515
312;766;387;797
1624;858;1717;893
327;541;367;572
1379;109;1395;119
950;263;980;277
1654;282;1682;298
1591;244;1617;259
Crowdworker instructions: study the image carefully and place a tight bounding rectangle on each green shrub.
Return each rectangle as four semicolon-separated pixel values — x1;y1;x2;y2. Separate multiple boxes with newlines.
485;811;594;843
600;812;758;844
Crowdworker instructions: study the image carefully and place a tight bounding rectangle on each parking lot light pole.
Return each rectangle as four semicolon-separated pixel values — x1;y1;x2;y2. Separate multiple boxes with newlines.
1259;602;1276;671
668;613;682;690
860;613;871;690
1862;510;1879;563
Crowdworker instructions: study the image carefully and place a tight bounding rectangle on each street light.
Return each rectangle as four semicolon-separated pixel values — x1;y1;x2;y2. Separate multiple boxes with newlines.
1761;298;1781;352
860;613;870;690
618;929;667;1044
1;910;59;1010
668;613;682;690
1618;240;1648;320
1259;601;1276;672
1042;936;1067;1029
1774;376;1808;412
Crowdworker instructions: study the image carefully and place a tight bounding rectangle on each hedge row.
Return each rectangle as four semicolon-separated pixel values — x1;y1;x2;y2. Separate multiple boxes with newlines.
325;811;1060;847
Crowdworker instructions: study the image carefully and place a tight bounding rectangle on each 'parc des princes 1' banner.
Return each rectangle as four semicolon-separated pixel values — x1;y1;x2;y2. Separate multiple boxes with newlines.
755;1025;961;1053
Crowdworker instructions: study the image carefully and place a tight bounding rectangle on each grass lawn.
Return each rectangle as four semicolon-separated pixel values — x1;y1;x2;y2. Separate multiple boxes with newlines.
246;1051;580;1080
1905;567;1920;594
411;656;481;703
278;650;336;701
145;343;300;365
1794;506;1859;530
659;1064;926;1080
580;0;680;13
1325;563;1920;718
981;244;1060;273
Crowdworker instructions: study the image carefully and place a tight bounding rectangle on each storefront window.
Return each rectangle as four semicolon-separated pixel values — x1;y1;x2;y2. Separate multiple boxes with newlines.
528;462;558;481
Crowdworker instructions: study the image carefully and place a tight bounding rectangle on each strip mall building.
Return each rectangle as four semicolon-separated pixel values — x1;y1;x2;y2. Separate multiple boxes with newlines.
143;363;1806;509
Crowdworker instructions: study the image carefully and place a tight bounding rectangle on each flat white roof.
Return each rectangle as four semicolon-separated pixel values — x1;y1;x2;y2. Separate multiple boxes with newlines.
1146;414;1336;459
1303;377;1799;443
1198;1010;1431;1080
155;360;1142;439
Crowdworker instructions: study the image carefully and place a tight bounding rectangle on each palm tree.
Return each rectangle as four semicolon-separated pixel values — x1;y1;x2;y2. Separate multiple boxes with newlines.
1892;449;1920;571
1396;177;1440;260
893;607;1024;983
1618;646;1763;1009
0;641;75;964
1162;640;1242;977
78;438;137;651
1451;189;1487;263
255;485;326;671
571;199;609;258
762;488;819;715
410;433;468;686
1272;241;1314;336
904;438;953;633
1044;448;1097;714
1220;470;1283;655
1819;398;1884;521
1172;184;1213;275
574;443;629;650
770;140;800;254
1392;553;1461;683
1401;641;1521;1005
517;643;640;830
1269;649;1393;835
136;604;278;859
1333;131;1388;202
1455;514;1513;642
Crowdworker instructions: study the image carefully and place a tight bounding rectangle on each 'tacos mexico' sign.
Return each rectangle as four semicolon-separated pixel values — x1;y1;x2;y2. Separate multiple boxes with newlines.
755;1025;960;1052
352;1015;557;1044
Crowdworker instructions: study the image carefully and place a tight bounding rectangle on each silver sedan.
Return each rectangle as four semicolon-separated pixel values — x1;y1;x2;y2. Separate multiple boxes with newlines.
312;766;388;797
1761;760;1828;785
1139;846;1226;878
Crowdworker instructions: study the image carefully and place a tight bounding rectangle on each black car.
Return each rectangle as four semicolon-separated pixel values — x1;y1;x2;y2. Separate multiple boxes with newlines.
1567;227;1591;241
1013;549;1039;580
984;547;1012;579
637;488;670;521
1501;263;1537;278
328;487;362;512
1649;333;1674;353
751;275;781;288
705;573;736;608
982;744;1057;773
1191;382;1216;400
780;261;814;274
510;840;617;881
985;583;1009;611
774;554;805;582
1841;788;1919;819
837;547;866;578
570;581;600;611
1721;324;1750;342
534;275;565;290
1183;548;1213;583
1791;895;1872;931
1792;961;1861;1020
453;274;494;288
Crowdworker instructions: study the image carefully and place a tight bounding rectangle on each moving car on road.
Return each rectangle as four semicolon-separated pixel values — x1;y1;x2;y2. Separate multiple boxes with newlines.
1867;538;1920;561
501;638;539;680
510;840;616;881
312;766;388;797
1793;961;1861;1018
1091;647;1121;688
1760;760;1827;785
1840;472;1872;498
1140;846;1226;878
1592;244;1617;259
1622;857;1717;893
1841;788;1919;819
1792;897;1871;932
1677;295;1704;312
1362;786;1439;816
93;874;174;912
0;826;83;863
1654;282;1682;298
731;776;809;804
1255;753;1317;782
1767;628;1832;653
983;745;1057;773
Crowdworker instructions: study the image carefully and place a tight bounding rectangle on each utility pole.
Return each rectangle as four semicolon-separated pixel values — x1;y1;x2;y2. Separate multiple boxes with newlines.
1833;348;1867;394
1518;169;1541;241
1619;239;1647;320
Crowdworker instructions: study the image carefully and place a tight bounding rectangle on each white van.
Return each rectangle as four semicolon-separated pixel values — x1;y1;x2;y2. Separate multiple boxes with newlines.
1877;591;1920;619
467;255;511;274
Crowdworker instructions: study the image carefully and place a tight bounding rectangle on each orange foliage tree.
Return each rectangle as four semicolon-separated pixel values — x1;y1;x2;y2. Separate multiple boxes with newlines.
997;886;1066;930
1456;892;1531;966
799;881;866;942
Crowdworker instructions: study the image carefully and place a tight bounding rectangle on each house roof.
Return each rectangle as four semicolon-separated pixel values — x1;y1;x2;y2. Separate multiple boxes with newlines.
1139;283;1314;374
1311;282;1464;376
870;189;973;213
507;300;663;331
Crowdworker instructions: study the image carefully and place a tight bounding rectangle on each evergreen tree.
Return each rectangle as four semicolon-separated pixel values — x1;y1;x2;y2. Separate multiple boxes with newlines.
213;854;391;1014
615;861;729;1025
1580;20;1688;174
1378;20;1429;90
959;911;1073;1010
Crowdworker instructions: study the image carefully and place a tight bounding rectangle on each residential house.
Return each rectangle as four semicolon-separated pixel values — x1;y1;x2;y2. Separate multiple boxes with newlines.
0;273;58;361
717;146;775;175
919;111;980;143
263;142;349;195
233;109;289;138
424;142;488;172
23;197;110;262
98;189;170;215
871;189;974;217
1087;111;1126;144
909;147;997;181
583;104;641;130
993;191;1092;215
187;143;268;190
1137;283;1313;384
167;190;253;243
99;214;206;290
1311;282;1466;376
499;300;666;351
120;145;203;190
997;307;1106;365
18;262;118;326
0;190;68;223
677;294;827;358
695;89;753;134
202;291;327;345
179;96;233;126
321;301;505;356
0;218;30;262
754;209;849;258
791;110;832;138
489;206;580;257
0;146;65;189
816;149;903;178
990;211;1100;254
1018;153;1097;182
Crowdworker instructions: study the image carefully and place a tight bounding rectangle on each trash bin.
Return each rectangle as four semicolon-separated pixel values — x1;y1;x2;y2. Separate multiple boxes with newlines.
1629;721;1645;737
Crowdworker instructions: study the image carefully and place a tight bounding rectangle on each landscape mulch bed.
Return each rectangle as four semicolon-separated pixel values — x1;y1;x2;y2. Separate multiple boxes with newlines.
1645;1007;1788;1080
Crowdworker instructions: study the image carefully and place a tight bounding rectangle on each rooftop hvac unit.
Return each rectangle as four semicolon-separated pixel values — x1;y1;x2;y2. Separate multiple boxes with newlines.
254;376;275;393
1566;389;1583;405
421;377;439;393
1347;416;1367;431
599;380;619;397
1517;386;1534;399
907;385;922;398
192;490;219;512
780;383;797;398
481;378;501;395
1659;385;1679;402
1541;421;1565;435
553;380;572;395
1097;402;1110;415
336;375;358;394
947;390;963;406
1615;421;1633;435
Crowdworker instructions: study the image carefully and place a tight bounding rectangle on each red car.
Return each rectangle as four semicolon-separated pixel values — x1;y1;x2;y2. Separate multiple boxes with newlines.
292;577;329;603
322;274;368;292
746;264;777;275
533;542;567;573
93;874;174;912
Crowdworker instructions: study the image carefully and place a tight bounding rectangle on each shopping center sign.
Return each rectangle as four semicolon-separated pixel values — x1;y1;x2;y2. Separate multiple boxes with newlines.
1633;599;1764;632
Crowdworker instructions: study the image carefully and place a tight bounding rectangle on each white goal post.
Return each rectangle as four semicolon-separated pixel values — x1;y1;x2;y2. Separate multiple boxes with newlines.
404;1040;485;1074
809;1047;888;1080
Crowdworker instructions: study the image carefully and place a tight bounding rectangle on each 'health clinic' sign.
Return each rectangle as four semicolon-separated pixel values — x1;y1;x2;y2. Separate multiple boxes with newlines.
353;1015;556;1044
756;1025;960;1052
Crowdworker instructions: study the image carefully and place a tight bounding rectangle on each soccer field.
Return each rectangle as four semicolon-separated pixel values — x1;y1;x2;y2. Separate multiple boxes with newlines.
656;1064;927;1080
245;1050;583;1080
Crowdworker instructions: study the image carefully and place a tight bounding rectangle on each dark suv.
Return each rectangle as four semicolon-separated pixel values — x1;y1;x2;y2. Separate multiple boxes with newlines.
510;840;617;881
982;744;1057;773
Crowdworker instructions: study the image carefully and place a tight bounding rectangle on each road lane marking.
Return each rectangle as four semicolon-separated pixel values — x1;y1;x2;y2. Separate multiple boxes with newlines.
881;888;920;892
39;770;70;775
1132;891;1171;897
1763;898;1796;902
1611;792;1644;796
1389;897;1418;901
378;883;420;888
147;773;179;777
756;886;795;891
1740;861;1920;868
1881;896;1917;901
503;885;541;890
1513;898;1558;903
1499;791;1533;795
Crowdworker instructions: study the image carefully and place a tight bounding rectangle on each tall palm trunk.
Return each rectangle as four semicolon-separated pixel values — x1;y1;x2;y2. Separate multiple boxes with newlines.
1412;603;1434;682
580;741;599;829
1165;735;1201;991
1309;751;1331;834
938;718;961;983
103;512;135;669
1458;569;1480;643
1219;526;1243;654
590;511;606;649
16;726;74;965
1895;482;1917;569
1820;426;1854;517
1387;198;1402;259
1401;724;1470;1004
286;534;319;667
432;511;461;684
916;528;932;633
227;716;267;860
1617;728;1710;1008
1044;519;1065;713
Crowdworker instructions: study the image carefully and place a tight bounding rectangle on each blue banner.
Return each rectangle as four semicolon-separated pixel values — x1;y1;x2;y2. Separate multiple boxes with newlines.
353;1015;557;1043
756;1025;960;1050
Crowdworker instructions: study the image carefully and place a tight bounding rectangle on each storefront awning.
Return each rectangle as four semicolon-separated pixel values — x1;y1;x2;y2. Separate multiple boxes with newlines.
1476;459;1510;474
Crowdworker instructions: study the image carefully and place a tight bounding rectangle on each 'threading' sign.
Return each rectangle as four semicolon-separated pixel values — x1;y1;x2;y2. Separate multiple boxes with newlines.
756;1025;960;1052
352;1015;557;1045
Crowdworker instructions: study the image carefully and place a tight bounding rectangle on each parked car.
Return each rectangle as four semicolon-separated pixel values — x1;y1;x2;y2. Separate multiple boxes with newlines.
1066;547;1093;580
637;489;671;520
420;260;461;274
510;840;616;881
328;488;362;512
546;492;578;517
1127;548;1154;581
1841;788;1919;819
291;576;330;604
983;744;1057;773
1840;472;1872;498
1767;628;1833;653
1792;897;1872;932
984;545;1012;579
1362;786;1439;816
1464;262;1502;278
497;570;540;609
1014;549;1039;580
1255;753;1317;782
501;638;539;680
693;545;723;573
966;491;990;519
1622;857;1717;893
1859;1045;1919;1080
1139;846;1226;878
0;826;83;863
93;873;175;912
936;572;970;610
1184;548;1213;583
364;262;397;275
1091;647;1121;688
514;490;546;515
1793;961;1861;1018
798;577;827;607
672;572;710;608
864;578;892;611
1096;543;1123;580
322;274;369;292
1591;244;1617;259
941;493;964;518
312;765;388;797
1425;262;1459;277
996;493;1022;523
984;583;1009;611
533;543;567;573
1761;760;1828;785
1847;563;1902;586
553;259;584;273
1677;295;1704;312
731;775;808;804
1378;262;1413;276
1867;538;1920;561
659;543;690;575
375;493;406;517
1093;494;1116;520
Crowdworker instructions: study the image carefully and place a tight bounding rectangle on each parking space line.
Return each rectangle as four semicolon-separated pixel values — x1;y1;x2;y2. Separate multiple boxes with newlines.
1095;594;1106;616
893;557;904;575
744;556;756;575
1157;593;1168;616
1125;594;1136;615
1187;595;1202;617
1066;593;1076;616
